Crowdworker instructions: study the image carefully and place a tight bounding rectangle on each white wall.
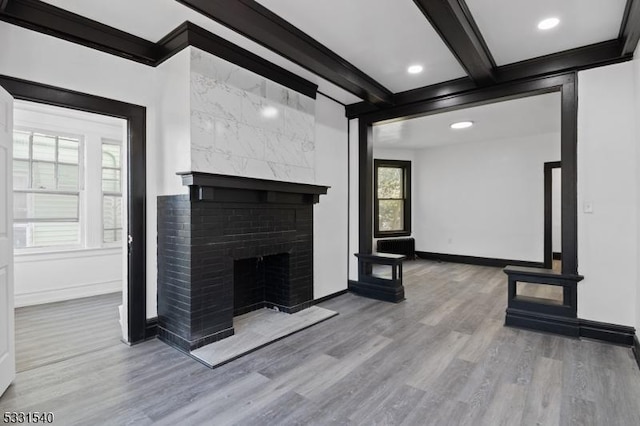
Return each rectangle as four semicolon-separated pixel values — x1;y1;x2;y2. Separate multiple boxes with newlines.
577;62;638;327
0;22;353;328
14;249;122;306
12;103;125;307
0;22;159;325
313;94;348;298
413;133;560;262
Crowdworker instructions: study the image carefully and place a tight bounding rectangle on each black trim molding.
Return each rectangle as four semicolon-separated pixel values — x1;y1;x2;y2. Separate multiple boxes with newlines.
0;0;318;99
145;317;158;339
580;319;636;346
313;289;349;305
412;0;495;84
0;74;149;344
633;336;640;370
544;161;562;269
360;73;579;279
620;0;640;56
156;22;317;99
507;310;637;347
346;41;630;119
416;251;543;268
373;159;411;238
0;0;159;65
175;0;392;104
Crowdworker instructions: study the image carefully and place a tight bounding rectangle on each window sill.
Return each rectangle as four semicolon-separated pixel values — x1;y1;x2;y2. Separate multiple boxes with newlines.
374;231;412;239
14;246;123;263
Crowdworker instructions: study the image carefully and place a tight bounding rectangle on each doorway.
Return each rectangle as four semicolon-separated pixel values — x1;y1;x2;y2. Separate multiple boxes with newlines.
12;101;127;371
0;75;148;344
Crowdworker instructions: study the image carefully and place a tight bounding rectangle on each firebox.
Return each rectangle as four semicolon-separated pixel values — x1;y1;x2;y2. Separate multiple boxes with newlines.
156;172;328;352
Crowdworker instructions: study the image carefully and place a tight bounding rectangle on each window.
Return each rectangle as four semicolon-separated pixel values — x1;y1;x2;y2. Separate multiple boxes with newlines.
102;140;123;244
374;159;411;238
12;129;82;248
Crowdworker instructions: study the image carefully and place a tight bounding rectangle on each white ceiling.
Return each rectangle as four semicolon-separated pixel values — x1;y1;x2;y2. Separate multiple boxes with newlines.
255;0;467;93
37;1;630;102
39;0;362;104
466;0;627;66
373;92;561;150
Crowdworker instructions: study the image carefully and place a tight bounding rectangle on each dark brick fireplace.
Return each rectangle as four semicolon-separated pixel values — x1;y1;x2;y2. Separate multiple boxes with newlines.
157;172;329;352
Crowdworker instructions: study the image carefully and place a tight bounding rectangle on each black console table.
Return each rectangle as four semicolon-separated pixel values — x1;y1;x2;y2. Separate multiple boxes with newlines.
504;266;584;336
349;252;406;303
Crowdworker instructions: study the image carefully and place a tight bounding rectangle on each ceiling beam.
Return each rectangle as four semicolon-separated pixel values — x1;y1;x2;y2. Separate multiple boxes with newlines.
0;0;318;98
0;0;159;65
412;0;496;85
175;0;393;105
620;0;640;56
346;40;630;119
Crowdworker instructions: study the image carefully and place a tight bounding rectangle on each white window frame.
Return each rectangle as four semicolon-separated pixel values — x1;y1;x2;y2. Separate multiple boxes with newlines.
13;126;85;253
101;138;123;247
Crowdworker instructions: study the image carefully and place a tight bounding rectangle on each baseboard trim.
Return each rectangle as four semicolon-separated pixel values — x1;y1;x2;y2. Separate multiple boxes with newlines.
14;280;122;307
348;279;405;303
145;317;158;339
506;308;637;346
506;308;580;337
416;251;544;268
313;289;349;305
579;318;636;346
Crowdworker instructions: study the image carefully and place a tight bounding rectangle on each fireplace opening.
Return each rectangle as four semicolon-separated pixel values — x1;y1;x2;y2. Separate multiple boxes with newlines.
233;253;291;317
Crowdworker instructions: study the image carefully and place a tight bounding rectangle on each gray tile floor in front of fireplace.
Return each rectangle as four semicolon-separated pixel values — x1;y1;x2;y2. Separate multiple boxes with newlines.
190;306;338;368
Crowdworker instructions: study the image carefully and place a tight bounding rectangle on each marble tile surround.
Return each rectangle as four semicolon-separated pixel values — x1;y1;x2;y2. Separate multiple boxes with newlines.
190;48;316;184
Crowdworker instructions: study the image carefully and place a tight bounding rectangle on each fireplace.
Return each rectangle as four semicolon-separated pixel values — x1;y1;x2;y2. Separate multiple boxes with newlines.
156;172;329;352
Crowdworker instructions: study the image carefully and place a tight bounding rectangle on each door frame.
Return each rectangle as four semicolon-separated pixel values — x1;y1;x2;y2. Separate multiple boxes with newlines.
0;75;148;344
356;72;579;276
544;161;562;269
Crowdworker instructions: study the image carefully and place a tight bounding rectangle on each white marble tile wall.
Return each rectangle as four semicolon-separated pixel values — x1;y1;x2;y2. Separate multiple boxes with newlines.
190;47;316;184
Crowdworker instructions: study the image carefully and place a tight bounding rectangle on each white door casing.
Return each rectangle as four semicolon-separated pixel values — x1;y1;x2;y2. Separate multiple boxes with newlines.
0;85;15;396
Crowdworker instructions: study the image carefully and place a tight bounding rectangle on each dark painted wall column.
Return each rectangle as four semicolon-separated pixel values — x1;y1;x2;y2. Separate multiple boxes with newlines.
358;119;373;254
561;74;579;275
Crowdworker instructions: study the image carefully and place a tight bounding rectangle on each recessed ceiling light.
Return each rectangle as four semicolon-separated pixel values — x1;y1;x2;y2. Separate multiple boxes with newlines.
261;106;279;118
538;17;560;30
450;121;474;129
407;65;423;74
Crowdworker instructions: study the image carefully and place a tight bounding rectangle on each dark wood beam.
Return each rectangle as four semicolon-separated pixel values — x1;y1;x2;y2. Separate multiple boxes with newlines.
497;40;627;82
620;0;640;56
0;0;159;65
175;0;393;105
157;22;318;98
346;40;630;119
412;0;495;85
0;1;319;98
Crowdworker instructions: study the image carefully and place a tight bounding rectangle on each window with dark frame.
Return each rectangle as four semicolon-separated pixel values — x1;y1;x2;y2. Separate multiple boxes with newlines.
374;159;411;238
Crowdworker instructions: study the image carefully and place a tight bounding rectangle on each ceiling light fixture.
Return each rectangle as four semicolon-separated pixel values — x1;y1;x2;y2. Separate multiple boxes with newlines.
407;64;423;74
450;121;474;130
537;17;560;30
